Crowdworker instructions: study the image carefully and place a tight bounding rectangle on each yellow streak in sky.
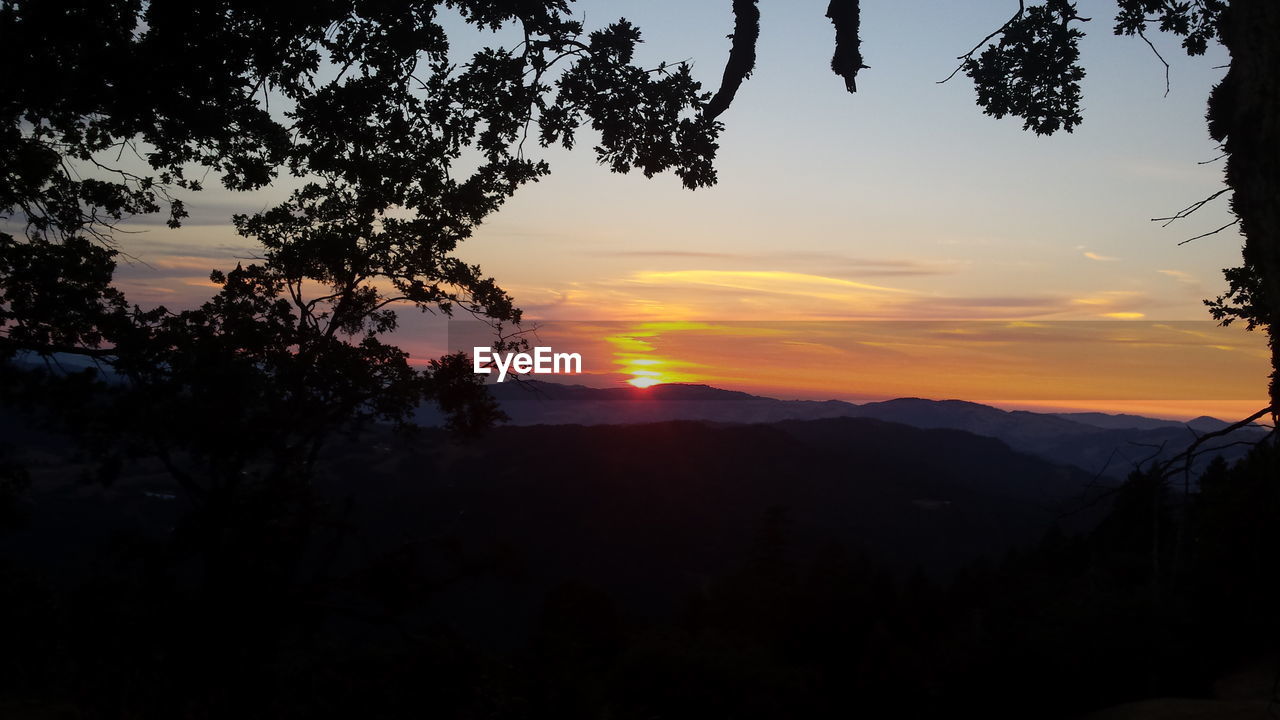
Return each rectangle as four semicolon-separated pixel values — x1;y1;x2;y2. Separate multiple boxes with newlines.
633;270;913;298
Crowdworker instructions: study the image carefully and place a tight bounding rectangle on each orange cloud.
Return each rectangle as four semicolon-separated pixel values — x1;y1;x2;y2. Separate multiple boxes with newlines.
1083;251;1120;262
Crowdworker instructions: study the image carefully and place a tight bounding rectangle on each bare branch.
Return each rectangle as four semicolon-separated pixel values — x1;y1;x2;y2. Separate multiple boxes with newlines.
1137;28;1171;97
1197;147;1226;165
1156;406;1275;478
938;1;1025;85
1177;219;1240;246
1152;188;1229;226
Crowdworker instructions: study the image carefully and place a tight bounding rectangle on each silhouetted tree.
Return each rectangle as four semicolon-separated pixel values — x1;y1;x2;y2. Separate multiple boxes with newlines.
1193;441;1280;656
0;451;25;530
0;1;720;500
1;8;723;713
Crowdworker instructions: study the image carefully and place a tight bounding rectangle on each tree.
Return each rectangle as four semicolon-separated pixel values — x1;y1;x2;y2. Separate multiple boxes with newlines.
0;0;720;498
1200;0;1280;417
0;9;728;712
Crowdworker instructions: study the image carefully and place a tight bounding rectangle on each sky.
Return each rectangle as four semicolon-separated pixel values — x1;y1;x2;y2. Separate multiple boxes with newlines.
101;1;1270;420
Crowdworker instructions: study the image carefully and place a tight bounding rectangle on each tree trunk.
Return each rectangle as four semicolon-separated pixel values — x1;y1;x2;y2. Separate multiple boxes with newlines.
1212;0;1280;417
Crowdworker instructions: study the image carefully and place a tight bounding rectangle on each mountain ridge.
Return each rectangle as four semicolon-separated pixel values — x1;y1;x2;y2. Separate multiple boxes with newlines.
415;380;1267;479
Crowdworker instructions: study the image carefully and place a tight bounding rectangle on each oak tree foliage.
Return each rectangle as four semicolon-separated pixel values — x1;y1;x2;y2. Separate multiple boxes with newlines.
1;0;719;495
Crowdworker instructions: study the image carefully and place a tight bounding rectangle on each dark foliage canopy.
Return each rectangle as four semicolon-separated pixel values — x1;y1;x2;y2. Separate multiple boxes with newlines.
1;0;721;494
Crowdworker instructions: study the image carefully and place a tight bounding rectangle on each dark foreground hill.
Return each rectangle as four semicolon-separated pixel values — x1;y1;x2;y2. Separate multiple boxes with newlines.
6;416;1101;649
4;409;1279;719
346;417;1102;616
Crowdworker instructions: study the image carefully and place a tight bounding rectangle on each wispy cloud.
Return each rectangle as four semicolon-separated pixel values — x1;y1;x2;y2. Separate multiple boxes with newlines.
510;268;1165;323
632;270;913;297
596;249;960;279
1067;290;1153;319
1083;251;1119;262
602;250;741;259
1157;269;1197;284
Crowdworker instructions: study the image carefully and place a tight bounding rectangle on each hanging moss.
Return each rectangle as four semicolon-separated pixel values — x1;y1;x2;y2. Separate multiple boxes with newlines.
827;0;867;92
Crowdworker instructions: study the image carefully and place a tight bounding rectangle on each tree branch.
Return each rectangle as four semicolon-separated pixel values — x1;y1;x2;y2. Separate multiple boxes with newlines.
1156;406;1276;478
1137;27;1170;97
1177;219;1240;246
1154;191;1229;225
705;0;760;119
938;1;1025;85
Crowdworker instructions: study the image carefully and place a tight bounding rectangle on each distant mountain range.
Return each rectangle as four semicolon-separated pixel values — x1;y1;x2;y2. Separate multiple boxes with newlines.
5;371;1261;646
8;353;1264;482
415;381;1267;480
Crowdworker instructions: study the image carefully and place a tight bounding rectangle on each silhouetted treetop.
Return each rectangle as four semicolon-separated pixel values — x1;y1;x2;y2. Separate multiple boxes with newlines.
1;0;723;496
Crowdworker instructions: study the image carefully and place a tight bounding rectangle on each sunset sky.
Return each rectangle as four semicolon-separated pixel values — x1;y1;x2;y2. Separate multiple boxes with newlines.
100;1;1269;420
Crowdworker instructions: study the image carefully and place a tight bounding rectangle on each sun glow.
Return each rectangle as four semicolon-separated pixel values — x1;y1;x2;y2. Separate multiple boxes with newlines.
588;319;1272;410
621;362;670;388
607;325;711;389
